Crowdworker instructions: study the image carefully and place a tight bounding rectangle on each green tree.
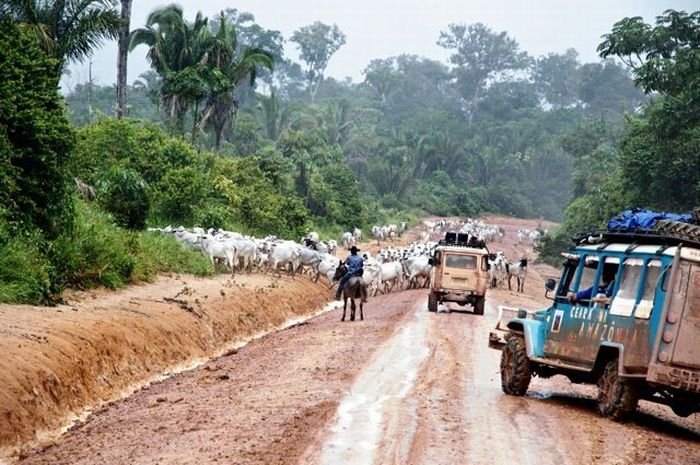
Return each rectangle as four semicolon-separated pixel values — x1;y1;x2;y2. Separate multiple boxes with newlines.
598;9;700;97
129;5;213;133
290;21;346;102
437;23;530;124
198;12;273;148
576;60;643;116
253;90;298;141
2;0;121;77
534;49;580;108
0;20;75;237
209;8;284;89
598;9;700;211
363;58;397;107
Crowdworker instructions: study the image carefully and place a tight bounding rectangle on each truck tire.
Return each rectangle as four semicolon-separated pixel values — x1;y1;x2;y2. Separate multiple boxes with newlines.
597;359;639;421
473;297;485;315
500;335;531;395
654;220;700;244
428;292;438;312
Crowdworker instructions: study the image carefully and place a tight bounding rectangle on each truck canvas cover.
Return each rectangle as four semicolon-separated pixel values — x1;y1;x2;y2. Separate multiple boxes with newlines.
607;208;693;232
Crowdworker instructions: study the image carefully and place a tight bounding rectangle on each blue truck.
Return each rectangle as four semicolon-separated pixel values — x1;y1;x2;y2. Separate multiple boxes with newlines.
489;224;700;420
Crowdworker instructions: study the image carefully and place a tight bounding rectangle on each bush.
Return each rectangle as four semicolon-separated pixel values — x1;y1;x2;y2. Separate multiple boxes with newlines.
0;225;52;304
151;166;211;225
97;166;149;230
50;201;137;290
132;233;213;281
50;201;214;293
71;118;199;186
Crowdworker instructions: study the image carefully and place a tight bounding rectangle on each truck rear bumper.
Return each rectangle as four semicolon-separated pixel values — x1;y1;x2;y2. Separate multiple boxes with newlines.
437;290;482;302
648;364;700;393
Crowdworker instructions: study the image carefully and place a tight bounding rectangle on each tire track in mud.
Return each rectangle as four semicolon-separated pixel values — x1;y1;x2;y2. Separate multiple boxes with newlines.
313;294;700;465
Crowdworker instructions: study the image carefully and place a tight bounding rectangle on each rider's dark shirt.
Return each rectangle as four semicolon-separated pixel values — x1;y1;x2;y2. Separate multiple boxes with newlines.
346;255;364;274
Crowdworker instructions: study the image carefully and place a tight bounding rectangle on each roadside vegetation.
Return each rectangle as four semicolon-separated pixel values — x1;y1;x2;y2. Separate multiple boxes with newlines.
0;5;698;302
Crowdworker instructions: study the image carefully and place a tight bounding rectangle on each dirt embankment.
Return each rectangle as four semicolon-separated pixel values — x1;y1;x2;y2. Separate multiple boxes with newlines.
0;273;333;459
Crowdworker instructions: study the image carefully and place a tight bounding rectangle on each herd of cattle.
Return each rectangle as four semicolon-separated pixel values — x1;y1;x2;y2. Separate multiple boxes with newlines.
148;218;543;296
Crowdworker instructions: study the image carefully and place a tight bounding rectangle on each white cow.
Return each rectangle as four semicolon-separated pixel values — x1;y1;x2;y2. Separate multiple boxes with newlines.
341;232;354;250
297;247;322;275
352;227;362;243
403;255;432;289
363;264;384;296
231;238;257;273
489;252;508;288
199;235;236;273
380;262;403;294
316;254;340;286
268;243;301;277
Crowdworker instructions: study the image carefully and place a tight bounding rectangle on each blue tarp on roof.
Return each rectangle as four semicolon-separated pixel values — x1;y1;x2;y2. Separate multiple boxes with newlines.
607;208;692;231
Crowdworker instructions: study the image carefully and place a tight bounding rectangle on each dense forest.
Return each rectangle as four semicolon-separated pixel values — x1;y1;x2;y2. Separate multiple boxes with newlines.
1;2;698;303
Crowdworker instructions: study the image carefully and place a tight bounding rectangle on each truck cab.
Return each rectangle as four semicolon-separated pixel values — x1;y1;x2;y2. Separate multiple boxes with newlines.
490;228;700;420
428;232;489;314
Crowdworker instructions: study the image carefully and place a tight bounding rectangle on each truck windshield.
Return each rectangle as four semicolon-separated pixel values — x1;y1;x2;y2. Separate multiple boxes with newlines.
445;255;477;269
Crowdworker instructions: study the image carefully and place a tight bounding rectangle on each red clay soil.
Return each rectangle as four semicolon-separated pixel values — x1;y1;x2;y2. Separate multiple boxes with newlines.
0;273;332;460
17;290;421;465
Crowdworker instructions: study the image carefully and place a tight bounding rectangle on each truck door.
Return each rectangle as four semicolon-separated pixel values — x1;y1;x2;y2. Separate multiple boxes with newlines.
544;255;599;363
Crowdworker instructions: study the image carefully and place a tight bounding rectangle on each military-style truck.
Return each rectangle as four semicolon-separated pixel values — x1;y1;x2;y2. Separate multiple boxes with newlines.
428;232;489;315
490;221;700;420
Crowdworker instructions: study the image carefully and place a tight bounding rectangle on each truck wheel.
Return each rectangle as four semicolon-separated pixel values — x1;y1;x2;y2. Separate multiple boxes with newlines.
428;292;438;312
597;359;639;421
500;335;531;395
473;297;485;315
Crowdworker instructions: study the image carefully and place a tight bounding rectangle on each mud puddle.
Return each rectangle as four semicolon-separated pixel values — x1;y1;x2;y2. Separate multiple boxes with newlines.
319;303;429;465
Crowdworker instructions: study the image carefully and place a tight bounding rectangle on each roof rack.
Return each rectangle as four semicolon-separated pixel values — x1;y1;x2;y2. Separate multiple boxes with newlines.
438;232;488;249
573;226;700;249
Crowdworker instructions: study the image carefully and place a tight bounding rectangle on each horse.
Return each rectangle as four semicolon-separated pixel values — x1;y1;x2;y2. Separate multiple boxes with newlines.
333;262;368;321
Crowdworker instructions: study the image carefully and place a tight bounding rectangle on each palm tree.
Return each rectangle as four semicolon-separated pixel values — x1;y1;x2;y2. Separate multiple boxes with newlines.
133;70;162;109
252;90;298;141
129;5;212;132
116;0;132;118
197;12;273;148
3;0;121;77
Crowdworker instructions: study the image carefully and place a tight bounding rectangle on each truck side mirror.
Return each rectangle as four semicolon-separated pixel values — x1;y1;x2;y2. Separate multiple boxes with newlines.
544;278;557;300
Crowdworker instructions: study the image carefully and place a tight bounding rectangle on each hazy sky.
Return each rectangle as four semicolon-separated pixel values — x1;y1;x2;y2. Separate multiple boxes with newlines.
63;0;697;90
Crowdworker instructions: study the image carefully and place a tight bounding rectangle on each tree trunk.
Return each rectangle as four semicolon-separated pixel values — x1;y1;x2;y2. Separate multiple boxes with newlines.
116;0;132;118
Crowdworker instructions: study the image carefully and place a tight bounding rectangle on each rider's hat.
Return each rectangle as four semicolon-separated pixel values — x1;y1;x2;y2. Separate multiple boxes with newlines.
350;245;360;253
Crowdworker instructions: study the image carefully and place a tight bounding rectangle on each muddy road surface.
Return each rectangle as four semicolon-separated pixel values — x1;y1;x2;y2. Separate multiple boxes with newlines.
20;297;699;465
17;217;700;465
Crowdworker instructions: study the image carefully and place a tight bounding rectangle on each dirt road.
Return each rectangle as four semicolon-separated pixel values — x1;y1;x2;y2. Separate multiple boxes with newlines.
14;218;700;464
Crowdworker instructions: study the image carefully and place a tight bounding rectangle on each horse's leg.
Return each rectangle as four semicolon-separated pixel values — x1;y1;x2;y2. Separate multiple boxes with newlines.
359;298;364;321
350;297;356;321
341;296;347;321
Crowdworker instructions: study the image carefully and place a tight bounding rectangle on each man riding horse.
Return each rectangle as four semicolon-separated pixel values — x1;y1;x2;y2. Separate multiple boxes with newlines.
335;245;367;302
